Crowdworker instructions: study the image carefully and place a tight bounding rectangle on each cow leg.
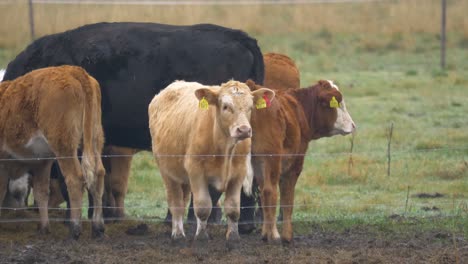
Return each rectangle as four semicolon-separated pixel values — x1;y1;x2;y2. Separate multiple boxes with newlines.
191;182;211;242
239;185;257;234
110;155;133;219
163;176;186;240
259;156;281;242
224;176;244;249
57;156;85;239
279;171;300;243
0;166;9;216
186;186;222;225
31;161;53;235
88;158;106;238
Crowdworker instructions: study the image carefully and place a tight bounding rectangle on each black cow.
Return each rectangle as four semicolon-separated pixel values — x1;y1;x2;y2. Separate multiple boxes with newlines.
3;22;264;230
4;22;264;149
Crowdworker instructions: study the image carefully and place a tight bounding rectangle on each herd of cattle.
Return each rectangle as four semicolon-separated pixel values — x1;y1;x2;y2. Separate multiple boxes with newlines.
0;22;355;245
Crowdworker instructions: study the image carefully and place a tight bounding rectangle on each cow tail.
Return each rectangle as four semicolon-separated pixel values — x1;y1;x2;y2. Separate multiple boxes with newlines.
78;68;101;189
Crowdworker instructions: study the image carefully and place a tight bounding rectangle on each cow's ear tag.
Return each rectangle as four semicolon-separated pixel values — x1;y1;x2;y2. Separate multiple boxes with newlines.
256;94;271;109
330;96;339;108
199;97;209;110
256;97;267;109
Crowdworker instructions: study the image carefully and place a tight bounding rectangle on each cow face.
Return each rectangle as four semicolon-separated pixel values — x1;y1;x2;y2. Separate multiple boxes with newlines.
195;80;275;141
314;80;355;138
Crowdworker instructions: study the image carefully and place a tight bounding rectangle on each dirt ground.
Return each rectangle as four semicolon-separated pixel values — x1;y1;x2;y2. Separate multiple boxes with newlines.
0;212;466;264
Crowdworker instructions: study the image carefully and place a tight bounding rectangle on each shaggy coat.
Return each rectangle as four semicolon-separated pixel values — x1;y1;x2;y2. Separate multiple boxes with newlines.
0;65;105;239
149;80;274;243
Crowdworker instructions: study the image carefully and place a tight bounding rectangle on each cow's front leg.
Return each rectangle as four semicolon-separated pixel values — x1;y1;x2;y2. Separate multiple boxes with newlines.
191;181;211;242
224;176;244;249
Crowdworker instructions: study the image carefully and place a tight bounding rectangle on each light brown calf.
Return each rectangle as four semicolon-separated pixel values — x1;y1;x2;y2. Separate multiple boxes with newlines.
0;65;106;239
149;80;274;245
247;79;355;242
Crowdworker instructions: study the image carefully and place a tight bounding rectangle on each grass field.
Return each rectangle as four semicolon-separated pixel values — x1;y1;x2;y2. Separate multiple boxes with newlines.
0;0;467;237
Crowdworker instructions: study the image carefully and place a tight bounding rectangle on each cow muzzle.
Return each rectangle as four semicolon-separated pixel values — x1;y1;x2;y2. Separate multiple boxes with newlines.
232;125;252;140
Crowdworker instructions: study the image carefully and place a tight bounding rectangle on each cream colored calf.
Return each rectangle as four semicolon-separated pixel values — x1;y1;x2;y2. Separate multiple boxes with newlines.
149;80;274;245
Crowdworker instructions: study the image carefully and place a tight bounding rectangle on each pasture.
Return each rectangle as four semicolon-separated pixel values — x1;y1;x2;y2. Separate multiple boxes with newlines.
0;0;467;263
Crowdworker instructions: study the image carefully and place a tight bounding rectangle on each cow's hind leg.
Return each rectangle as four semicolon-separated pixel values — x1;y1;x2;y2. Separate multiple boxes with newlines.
57;156;85;239
88;158;106;238
279;171;300;243
0;165;9;216
163;176;186;242
30;161;53;235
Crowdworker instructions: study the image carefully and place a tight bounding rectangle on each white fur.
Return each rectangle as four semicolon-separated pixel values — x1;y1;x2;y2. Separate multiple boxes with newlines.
9;173;30;195
327;80;356;135
0;69;5;81
242;152;253;196
24;131;53;157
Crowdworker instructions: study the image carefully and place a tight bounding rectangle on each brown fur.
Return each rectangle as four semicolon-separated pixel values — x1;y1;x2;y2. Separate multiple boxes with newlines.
263;53;301;90
247;79;353;242
0;65;105;239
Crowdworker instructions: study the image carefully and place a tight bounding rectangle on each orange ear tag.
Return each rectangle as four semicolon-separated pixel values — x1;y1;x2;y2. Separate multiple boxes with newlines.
329;96;339;108
199;97;209;110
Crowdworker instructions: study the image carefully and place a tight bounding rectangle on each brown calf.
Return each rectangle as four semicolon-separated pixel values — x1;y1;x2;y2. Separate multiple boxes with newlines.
0;65;105;239
247;79;355;242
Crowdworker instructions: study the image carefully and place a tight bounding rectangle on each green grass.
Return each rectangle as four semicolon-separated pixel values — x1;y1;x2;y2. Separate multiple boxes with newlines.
1;30;467;234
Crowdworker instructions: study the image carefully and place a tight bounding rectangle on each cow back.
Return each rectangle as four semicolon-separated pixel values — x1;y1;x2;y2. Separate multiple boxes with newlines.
4;22;264;150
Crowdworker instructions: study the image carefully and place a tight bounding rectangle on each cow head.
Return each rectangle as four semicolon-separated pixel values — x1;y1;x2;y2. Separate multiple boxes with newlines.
195;80;275;142
305;80;356;139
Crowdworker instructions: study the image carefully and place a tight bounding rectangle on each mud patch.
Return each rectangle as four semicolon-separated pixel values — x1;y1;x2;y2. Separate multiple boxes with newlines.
413;192;445;198
0;219;466;264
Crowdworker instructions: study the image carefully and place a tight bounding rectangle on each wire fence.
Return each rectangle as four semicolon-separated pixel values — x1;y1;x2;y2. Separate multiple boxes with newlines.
1;143;467;224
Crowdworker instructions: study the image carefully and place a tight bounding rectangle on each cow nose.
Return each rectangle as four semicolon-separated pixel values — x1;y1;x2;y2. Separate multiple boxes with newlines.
235;125;252;140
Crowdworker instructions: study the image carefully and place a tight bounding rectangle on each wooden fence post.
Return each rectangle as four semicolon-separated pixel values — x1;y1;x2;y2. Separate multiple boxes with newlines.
387;122;394;177
441;0;446;69
28;0;35;41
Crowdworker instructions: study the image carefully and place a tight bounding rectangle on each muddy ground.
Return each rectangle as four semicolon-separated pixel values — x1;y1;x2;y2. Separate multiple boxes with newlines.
0;212;466;264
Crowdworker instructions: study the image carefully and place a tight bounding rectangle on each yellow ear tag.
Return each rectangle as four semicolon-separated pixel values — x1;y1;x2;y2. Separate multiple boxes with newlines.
330;96;339;108
199;97;209;110
256;97;267;109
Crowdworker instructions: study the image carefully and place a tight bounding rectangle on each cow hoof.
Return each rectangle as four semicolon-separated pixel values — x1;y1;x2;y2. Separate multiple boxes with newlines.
194;231;211;242
37;226;50;235
226;232;240;251
125;223;148;236
69;225;81;240
281;237;293;246
171;234;187;247
238;223;256;234
92;224;105;239
262;234;281;244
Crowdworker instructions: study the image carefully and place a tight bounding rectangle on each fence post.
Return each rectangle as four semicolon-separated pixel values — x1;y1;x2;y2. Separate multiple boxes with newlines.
348;133;354;176
28;0;35;41
440;0;446;69
387;122;394;177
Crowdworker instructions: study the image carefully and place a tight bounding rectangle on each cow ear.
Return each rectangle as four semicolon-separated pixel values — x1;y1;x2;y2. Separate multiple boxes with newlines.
245;79;259;91
195;87;218;105
251;88;275;109
319;89;342;108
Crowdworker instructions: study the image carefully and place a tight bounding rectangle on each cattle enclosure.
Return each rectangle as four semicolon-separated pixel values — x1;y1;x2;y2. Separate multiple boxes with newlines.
0;0;467;263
